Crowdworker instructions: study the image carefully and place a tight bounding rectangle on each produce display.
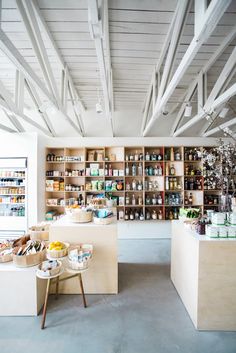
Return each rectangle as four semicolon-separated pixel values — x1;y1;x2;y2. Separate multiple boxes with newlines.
179;208;200;219
48;241;66;251
47;241;69;258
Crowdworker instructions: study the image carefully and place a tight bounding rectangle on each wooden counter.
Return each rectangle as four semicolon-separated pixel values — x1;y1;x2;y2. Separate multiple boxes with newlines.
49;216;118;294
171;221;236;331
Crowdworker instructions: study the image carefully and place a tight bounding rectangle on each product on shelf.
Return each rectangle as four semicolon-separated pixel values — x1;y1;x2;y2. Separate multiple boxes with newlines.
68;244;93;270
47;241;69;258
37;260;62;277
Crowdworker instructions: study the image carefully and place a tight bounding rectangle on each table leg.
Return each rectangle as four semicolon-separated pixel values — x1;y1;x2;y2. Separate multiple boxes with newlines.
78;273;87;308
41;278;50;329
55;276;59;300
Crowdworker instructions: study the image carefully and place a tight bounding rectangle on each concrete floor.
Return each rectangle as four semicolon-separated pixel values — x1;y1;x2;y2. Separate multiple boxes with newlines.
1;239;236;353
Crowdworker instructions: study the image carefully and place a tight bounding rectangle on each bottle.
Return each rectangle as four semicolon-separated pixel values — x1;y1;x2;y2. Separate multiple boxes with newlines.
190;178;194;190
135;209;139;220
125;194;130;205
108;164;112;177
173;208;178;219
157;194;162;205
165;177;169;190
129;153;134;161
125;210;129;220
126;181;131;190
170;147;174;162
132;194;136;206
175;150;181;161
188;150;193;161
148;165;153;176
146;210;151;220
137;180;142;191
105;164;108;176
158;209;163;220
132;164;136;176
184;178;188;190
152;194;157;205
184;195;189;205
125;163;130;176
139;152;143;161
146;195;151;205
158;164;162;175
134;150;139;161
188;192;193;205
170;165;175;176
152;210;157;220
145;151;150;161
130;210;134;220
169;210;174;220
132;179;137;190
151;152;156;161
139;211;145;221
138;195;143;206
145;167;149;176
138;163;143;176
165;163;169;176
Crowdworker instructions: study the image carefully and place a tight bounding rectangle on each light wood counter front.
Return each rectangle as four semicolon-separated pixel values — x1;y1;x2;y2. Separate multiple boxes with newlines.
50;217;118;294
171;221;236;331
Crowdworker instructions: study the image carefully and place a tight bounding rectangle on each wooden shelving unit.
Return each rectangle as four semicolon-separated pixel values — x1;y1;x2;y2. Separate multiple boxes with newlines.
45;145;222;221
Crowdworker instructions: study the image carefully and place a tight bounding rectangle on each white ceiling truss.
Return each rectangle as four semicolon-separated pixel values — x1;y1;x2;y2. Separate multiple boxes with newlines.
0;0;235;138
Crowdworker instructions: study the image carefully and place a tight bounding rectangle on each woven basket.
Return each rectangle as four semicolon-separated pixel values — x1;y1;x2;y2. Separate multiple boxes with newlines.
37;260;62;277
29;230;49;241
68;209;93;223
93;216;115;225
0;249;13;263
13;247;46;268
47;242;70;258
68;244;93;270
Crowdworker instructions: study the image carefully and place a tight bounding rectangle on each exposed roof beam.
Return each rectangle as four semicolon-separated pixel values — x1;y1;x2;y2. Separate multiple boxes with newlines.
0;122;17;133
204;117;236;137
3;110;24;133
104;0;113;112
0;23;82;136
15;70;24;114
155;0;190;110
24;79;56;137
0;95;52;136
31;0;85;115
88;0;114;137
140;5;179;130
174;44;236;136
143;0;231;136
16;0;60;104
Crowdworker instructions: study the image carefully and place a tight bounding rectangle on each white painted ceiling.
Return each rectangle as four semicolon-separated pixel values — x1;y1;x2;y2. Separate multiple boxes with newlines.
0;0;235;138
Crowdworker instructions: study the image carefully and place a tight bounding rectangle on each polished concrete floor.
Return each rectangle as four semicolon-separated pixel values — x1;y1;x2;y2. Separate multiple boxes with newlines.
1;239;236;353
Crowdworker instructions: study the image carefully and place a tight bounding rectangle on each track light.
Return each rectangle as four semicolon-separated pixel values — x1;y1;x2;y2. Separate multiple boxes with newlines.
219;107;229;119
184;103;192;117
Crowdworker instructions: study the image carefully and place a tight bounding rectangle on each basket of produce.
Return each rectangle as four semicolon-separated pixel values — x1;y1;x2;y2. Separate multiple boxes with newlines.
13;240;46;267
68;244;93;270
0;242;13;263
66;206;93;223
37;260;62;277
47;241;70;258
29;222;50;241
93;208;115;225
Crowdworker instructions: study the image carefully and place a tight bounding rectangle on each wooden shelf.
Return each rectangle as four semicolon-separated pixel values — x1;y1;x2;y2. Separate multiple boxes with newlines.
45;145;222;221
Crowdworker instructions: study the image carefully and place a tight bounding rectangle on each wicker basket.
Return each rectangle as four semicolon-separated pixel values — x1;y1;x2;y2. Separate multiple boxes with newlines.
67;209;93;223
47;242;70;258
13;247;46;268
29;230;49;241
93;216;115;225
37;260;62;277
0;249;13;263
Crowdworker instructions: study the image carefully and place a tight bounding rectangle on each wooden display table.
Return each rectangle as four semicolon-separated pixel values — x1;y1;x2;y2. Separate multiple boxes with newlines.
171;220;236;331
49;216;118;294
0;262;46;316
